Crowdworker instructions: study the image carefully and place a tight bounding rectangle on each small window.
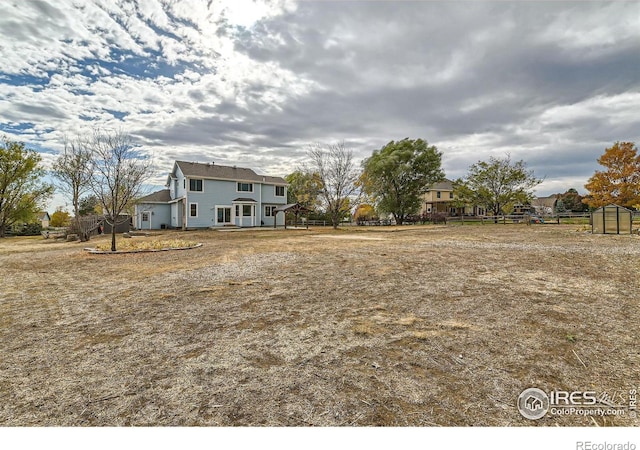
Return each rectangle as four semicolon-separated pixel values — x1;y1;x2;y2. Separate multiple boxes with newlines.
142;212;149;221
190;203;198;217
449;192;454;199
189;179;203;192
437;191;441;199
183;179;186;189
243;205;252;216
237;182;253;192
275;186;285;197
235;205;240;217
265;206;276;217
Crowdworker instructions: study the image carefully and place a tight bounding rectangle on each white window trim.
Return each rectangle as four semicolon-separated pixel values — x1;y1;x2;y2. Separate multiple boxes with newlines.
265;205;277;217
189;202;198;218
188;178;204;192
242;204;253;217
236;182;254;193
141;211;150;221
274;185;285;197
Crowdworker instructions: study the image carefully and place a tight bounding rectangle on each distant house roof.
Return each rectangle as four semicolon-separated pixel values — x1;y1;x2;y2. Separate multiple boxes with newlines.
427;179;454;191
137;189;172;203
171;161;287;185
37;211;50;221
532;195;558;209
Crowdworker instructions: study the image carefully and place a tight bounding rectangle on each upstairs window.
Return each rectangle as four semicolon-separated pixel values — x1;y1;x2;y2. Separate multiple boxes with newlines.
237;182;253;192
437;191;441;199
189;179;203;192
275;185;285;197
449;192;454;199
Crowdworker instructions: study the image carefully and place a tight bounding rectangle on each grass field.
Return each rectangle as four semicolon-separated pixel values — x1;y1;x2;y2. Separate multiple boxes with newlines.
1;224;638;426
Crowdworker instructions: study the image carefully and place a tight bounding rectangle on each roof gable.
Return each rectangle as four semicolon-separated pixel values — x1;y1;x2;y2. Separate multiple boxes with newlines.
174;161;286;184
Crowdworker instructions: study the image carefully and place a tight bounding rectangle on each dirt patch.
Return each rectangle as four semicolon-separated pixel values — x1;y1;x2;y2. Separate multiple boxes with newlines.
0;225;638;426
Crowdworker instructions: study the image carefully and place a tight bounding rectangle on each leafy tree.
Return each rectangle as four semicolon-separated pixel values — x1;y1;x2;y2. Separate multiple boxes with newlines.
88;130;152;251
353;203;376;222
457;155;542;220
451;179;477;222
306;142;360;229
50;207;71;227
584;142;640;209
51;136;93;240
557;188;589;212
78;194;101;216
0;137;53;237
361;138;444;225
285;170;323;210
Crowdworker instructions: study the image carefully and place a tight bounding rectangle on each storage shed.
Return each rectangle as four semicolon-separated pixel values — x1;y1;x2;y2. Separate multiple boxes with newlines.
591;204;633;234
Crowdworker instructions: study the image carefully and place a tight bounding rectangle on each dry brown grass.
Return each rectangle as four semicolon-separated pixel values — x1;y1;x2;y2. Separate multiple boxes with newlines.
1;224;639;426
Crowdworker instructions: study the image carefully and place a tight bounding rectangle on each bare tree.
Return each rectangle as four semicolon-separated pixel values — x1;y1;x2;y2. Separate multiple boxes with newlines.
51;136;93;241
307;142;360;229
88;130;152;251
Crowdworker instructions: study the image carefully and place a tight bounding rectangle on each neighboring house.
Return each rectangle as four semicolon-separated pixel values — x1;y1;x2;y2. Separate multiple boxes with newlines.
531;195;558;215
420;179;485;216
37;212;50;228
135;161;288;229
511;204;533;215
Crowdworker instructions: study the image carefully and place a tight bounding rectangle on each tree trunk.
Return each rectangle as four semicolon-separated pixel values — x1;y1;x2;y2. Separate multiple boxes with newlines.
111;227;117;252
0;224;5;238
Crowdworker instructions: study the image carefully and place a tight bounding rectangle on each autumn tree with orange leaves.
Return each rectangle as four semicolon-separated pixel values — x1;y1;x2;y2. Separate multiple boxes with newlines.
584;142;640;210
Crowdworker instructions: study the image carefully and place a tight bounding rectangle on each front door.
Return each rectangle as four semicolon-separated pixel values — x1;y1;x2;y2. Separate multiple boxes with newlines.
217;207;232;225
141;211;151;229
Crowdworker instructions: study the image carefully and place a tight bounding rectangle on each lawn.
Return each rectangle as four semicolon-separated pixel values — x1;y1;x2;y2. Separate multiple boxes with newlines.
0;224;638;426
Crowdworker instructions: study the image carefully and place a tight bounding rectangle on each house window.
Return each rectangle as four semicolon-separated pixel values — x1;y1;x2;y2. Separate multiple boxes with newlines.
189;179;203;192
449;192;454;199
243;205;252;216
183;179;186;189
437;191;441;199
142;212;149;222
265;206;276;217
235;205;240;217
237;182;253;192
275;186;285;197
189;203;198;217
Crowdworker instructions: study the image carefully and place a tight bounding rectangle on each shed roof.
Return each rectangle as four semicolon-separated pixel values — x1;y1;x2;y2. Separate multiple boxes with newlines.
137;189;171;203
173;161;286;185
274;203;312;213
593;203;633;212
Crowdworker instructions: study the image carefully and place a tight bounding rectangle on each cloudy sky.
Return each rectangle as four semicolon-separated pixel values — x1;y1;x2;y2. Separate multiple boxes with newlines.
1;0;639;210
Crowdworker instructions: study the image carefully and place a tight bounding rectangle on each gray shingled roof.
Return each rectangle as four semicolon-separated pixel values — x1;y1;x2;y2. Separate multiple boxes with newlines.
428;179;454;191
173;161;286;184
137;189;171;203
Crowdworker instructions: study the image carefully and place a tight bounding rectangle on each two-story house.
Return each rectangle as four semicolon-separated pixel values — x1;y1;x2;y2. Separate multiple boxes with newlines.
420;179;485;217
134;161;288;229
